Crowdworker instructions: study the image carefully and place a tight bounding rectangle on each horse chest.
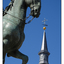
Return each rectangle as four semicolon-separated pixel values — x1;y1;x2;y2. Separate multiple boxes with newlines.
3;19;25;51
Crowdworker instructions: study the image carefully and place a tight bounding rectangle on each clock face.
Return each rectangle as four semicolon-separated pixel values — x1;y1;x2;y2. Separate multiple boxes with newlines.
40;55;44;60
40;54;48;61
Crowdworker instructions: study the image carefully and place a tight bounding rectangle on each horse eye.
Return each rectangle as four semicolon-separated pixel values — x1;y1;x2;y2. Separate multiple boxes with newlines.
35;9;37;12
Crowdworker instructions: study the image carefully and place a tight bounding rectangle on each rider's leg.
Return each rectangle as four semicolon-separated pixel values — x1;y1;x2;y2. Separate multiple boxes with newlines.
7;50;28;64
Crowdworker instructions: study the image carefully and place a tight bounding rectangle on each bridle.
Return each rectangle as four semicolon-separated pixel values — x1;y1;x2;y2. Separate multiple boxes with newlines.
3;0;36;24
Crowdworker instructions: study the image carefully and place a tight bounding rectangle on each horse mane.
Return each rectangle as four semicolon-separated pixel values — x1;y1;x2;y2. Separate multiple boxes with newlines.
3;0;15;16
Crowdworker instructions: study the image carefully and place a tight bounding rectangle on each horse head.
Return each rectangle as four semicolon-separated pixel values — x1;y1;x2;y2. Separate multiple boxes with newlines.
30;0;41;18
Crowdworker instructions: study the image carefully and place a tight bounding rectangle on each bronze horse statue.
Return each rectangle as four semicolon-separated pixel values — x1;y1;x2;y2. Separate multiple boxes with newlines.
3;0;41;64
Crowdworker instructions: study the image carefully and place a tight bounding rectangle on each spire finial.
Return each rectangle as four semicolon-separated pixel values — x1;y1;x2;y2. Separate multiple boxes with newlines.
42;18;48;30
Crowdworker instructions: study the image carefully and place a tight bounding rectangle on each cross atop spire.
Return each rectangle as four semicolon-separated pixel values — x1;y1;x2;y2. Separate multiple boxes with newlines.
42;18;48;27
42;18;47;24
42;18;48;30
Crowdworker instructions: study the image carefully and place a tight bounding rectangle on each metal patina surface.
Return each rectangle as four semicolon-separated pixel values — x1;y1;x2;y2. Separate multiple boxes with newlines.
3;0;41;64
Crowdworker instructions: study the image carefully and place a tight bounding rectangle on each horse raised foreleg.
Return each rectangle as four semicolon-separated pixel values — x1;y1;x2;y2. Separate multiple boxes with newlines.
7;50;28;64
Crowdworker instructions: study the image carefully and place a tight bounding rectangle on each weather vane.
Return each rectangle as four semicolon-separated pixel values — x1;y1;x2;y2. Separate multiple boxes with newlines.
42;18;48;30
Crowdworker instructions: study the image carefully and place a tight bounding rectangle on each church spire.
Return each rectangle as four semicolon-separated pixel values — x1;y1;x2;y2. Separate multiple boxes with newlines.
41;30;48;52
38;18;50;64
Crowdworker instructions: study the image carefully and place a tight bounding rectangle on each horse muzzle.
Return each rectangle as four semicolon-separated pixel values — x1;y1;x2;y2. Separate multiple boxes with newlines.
31;9;40;18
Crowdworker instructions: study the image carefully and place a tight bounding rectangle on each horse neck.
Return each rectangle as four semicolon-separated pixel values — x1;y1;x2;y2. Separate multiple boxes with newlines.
3;0;28;32
6;0;27;24
8;0;26;20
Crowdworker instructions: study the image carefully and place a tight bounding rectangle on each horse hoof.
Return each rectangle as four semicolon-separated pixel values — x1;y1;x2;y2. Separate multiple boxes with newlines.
22;62;26;64
22;56;28;64
25;56;28;63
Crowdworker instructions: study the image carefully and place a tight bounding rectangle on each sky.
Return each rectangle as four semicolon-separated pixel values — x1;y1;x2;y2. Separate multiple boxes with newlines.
3;0;61;64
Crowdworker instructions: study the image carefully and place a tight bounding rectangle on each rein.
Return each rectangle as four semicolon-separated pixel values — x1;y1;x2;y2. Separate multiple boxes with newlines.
3;0;35;24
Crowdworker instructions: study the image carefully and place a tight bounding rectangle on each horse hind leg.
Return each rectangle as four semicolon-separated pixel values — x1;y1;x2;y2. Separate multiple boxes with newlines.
3;40;7;64
3;48;6;64
3;38;11;64
7;50;28;64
